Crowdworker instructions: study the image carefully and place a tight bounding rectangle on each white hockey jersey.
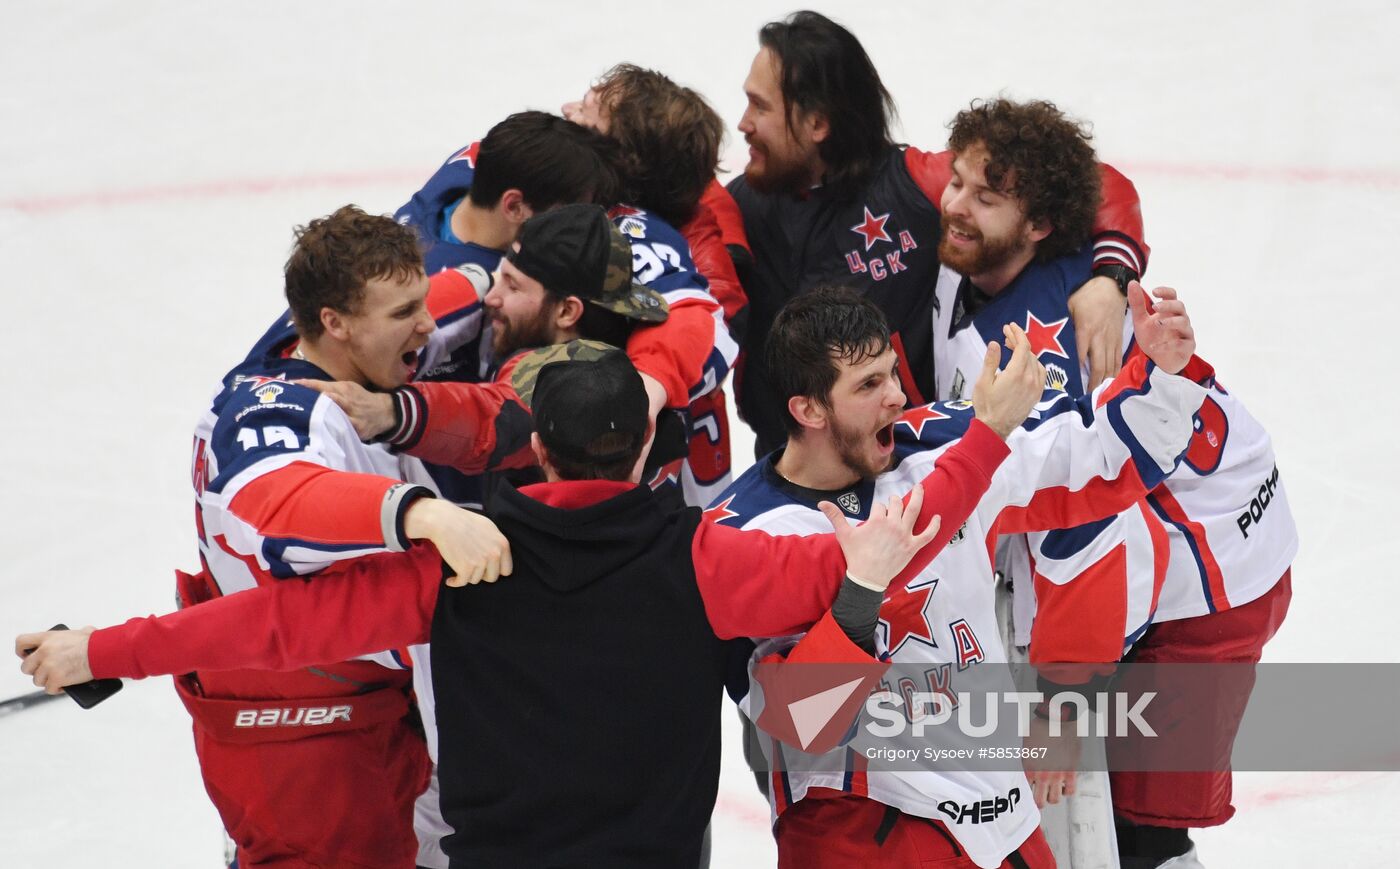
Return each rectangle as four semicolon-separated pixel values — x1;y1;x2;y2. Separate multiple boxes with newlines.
714;356;1210;869
1131;324;1298;621
933;258;1168;660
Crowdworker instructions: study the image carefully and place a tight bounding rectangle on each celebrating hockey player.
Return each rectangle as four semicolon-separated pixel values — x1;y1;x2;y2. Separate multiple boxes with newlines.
717;9;1150;456
929;97;1158;824
715;283;1211;869
929;97;1299;869
116;206;512;868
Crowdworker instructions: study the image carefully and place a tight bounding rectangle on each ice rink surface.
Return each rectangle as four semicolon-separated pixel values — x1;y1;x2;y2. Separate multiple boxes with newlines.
2;1;1398;865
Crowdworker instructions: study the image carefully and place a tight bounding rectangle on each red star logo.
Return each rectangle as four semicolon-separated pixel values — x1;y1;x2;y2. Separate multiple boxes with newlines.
895;405;950;439
1024;313;1070;359
242;374;288;391
850;207;892;251
880;578;939;656
609;205;643;219
703;494;741;525
448;142;479;166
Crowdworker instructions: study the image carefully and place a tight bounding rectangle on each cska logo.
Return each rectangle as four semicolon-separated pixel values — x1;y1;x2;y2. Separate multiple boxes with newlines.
850;207;892;251
846;206;919;282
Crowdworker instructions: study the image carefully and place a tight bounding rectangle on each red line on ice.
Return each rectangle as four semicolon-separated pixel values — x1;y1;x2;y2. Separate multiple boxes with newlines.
1;169;429;214
3;161;1397;216
1117;161;1400;189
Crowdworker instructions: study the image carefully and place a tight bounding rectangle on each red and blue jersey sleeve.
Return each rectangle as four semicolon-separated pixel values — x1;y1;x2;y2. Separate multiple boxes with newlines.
199;377;427;586
611;206;739;407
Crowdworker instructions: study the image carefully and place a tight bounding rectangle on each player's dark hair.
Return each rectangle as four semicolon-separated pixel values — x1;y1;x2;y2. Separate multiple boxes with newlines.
947;98;1102;262
758;10;897;200
535;280;637;350
471;111;621;211
285;205;424;341
767;286;892;436
593;64;723;226
542;430;641;482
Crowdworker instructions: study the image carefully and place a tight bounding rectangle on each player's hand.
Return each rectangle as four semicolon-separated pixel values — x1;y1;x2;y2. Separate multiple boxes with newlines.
296;379;397;441
1024;713;1082;808
818;486;942;591
971;324;1046;438
16;627;95;694
1128;282;1195;375
1069;274;1127;390
403;499;513;587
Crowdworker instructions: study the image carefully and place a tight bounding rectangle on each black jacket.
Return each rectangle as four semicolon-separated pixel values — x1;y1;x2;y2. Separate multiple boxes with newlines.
729;146;944;455
432;480;725;869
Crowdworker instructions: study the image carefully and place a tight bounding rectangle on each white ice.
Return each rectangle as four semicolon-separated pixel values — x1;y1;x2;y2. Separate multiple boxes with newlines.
2;1;1397;866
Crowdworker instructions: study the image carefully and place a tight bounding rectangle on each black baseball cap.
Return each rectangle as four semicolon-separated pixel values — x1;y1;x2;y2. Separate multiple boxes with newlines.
512;339;650;465
506;203;669;323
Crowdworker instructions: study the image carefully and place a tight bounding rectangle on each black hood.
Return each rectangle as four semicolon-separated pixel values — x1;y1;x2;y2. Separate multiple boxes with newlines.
486;480;665;593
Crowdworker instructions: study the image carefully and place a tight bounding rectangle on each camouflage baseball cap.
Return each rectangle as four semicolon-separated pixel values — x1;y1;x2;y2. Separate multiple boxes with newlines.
509;339;648;465
509;338;621;411
507;203;669;324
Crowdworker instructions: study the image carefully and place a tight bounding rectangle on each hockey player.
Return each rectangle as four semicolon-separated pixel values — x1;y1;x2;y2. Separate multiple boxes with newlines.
718;10;1150;456
929;98;1161;821
928;99;1298;868
715;283;1211;869
395;110;619;279
173;206;512;868
563;62;748;505
16;340;1035;868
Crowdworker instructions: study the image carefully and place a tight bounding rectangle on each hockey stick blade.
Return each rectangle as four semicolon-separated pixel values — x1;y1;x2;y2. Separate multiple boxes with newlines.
0;689;65;719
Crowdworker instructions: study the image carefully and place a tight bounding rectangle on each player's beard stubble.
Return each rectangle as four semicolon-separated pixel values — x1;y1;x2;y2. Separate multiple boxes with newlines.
828;410;896;482
743;139;816;196
491;305;558;361
936;219;1024;278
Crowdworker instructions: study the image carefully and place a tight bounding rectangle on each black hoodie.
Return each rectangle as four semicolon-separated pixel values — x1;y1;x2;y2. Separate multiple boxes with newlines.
432;478;724;869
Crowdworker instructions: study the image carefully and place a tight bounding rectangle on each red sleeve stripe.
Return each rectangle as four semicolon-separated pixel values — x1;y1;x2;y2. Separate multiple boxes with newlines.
227;461;395;546
385;385;427;449
997;460;1150;537
1092;234;1144;274
1095;354;1152;408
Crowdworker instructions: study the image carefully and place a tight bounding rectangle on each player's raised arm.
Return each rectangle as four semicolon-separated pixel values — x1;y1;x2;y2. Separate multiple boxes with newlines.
693;419;1010;640
1126;281;1194;374
991;289;1212;535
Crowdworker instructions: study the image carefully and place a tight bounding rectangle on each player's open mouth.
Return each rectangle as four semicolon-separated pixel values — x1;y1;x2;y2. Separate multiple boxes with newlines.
401;351;418;369
947;225;978;245
875;422;894;450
